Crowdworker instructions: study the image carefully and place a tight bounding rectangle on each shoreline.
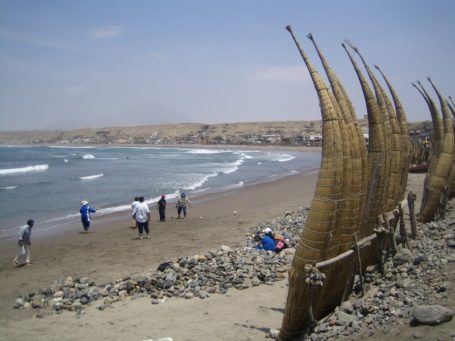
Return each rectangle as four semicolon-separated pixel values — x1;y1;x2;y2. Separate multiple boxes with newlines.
0;168;319;322
0;144;321;240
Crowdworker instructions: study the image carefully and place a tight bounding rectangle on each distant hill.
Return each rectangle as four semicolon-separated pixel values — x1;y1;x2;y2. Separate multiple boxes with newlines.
42;102;194;131
0;119;431;145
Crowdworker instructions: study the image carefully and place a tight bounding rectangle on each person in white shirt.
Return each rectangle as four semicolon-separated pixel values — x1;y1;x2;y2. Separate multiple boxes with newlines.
132;196;150;240
13;219;34;267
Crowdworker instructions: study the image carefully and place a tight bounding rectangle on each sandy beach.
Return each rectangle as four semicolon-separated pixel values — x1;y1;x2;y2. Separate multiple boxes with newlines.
0;163;319;339
1;167;453;341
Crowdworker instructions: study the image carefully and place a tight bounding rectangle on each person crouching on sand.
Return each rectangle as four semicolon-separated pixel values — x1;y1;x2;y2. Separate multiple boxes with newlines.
80;200;97;233
133;196;150;239
13;219;34;267
256;227;276;252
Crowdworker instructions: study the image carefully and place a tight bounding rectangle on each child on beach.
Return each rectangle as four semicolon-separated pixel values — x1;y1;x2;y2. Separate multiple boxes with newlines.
79;200;97;233
13;219;34;267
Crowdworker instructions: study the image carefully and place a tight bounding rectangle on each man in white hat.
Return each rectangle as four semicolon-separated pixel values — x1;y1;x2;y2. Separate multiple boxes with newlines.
79;200;97;233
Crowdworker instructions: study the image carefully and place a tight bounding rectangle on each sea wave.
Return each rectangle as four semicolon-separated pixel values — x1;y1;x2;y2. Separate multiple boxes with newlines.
49;145;93;149
277;154;296;162
222;159;244;174
82;154;95;159
263;153;296;162
0;186;17;190
0;164;49;175
184;172;218;190
185;149;225;154
80;173;104;180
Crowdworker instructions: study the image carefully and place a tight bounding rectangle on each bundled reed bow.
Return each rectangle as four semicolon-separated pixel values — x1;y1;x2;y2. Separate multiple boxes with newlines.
280;25;347;340
414;79;454;221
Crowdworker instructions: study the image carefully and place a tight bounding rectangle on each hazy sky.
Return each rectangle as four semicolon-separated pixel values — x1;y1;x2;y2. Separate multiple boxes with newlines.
1;0;454;130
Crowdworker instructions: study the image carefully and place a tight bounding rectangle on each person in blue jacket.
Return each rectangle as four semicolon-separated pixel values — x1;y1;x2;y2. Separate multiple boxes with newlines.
80;200;97;233
256;227;276;252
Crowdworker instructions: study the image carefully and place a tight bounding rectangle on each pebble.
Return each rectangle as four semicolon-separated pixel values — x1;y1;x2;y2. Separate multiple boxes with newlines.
412;305;454;325
11;200;455;340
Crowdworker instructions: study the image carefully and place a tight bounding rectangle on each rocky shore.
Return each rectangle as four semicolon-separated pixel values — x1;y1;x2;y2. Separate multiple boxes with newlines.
12;209;308;317
11;195;455;340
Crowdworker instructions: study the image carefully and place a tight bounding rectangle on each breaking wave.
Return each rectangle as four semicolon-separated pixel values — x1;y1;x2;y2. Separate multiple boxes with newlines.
0;164;49;175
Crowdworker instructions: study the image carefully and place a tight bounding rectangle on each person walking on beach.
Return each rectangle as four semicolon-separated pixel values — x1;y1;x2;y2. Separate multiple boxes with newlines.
13;219;34;267
130;196;139;229
79;200;97;233
157;194;167;222
176;192;191;219
133;196;150;239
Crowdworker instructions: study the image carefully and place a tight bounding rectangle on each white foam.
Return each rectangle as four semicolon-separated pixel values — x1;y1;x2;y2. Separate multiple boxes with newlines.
262;152;296;162
63;159;68;163
222;159;244;174
0;186;17;190
277;154;296;162
185;149;224;154
80;173;104;180
49;145;93;149
0;164;49;175
185;172;218;190
82;154;95;159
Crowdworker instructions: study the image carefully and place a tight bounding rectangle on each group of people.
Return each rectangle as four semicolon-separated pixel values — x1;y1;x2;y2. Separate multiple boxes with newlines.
129;192;192;239
255;227;289;253
13;192;193;267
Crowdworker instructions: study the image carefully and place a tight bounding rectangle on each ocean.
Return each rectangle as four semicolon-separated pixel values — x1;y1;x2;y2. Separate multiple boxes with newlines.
0;145;321;238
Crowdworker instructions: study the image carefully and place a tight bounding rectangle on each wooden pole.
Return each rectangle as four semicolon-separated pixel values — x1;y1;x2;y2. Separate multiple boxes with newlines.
439;185;449;220
353;234;365;296
407;191;417;238
398;203;409;248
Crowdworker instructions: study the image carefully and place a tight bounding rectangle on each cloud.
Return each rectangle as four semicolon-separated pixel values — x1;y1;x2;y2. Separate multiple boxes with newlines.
90;25;124;39
249;65;308;82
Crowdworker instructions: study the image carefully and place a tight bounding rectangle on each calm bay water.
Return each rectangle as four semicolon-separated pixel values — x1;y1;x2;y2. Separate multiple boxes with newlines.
0;145;320;238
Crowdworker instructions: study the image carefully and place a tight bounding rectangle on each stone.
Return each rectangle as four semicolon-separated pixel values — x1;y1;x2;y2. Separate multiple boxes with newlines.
269;328;280;339
412;305;454;325
14;298;25;309
64;277;74;287
184;292;194;299
220;245;233;253
336;311;358;325
393;249;413;266
340;301;354;314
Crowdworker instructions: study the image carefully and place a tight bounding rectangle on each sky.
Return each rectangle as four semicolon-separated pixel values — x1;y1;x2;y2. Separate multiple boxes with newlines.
0;0;454;131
